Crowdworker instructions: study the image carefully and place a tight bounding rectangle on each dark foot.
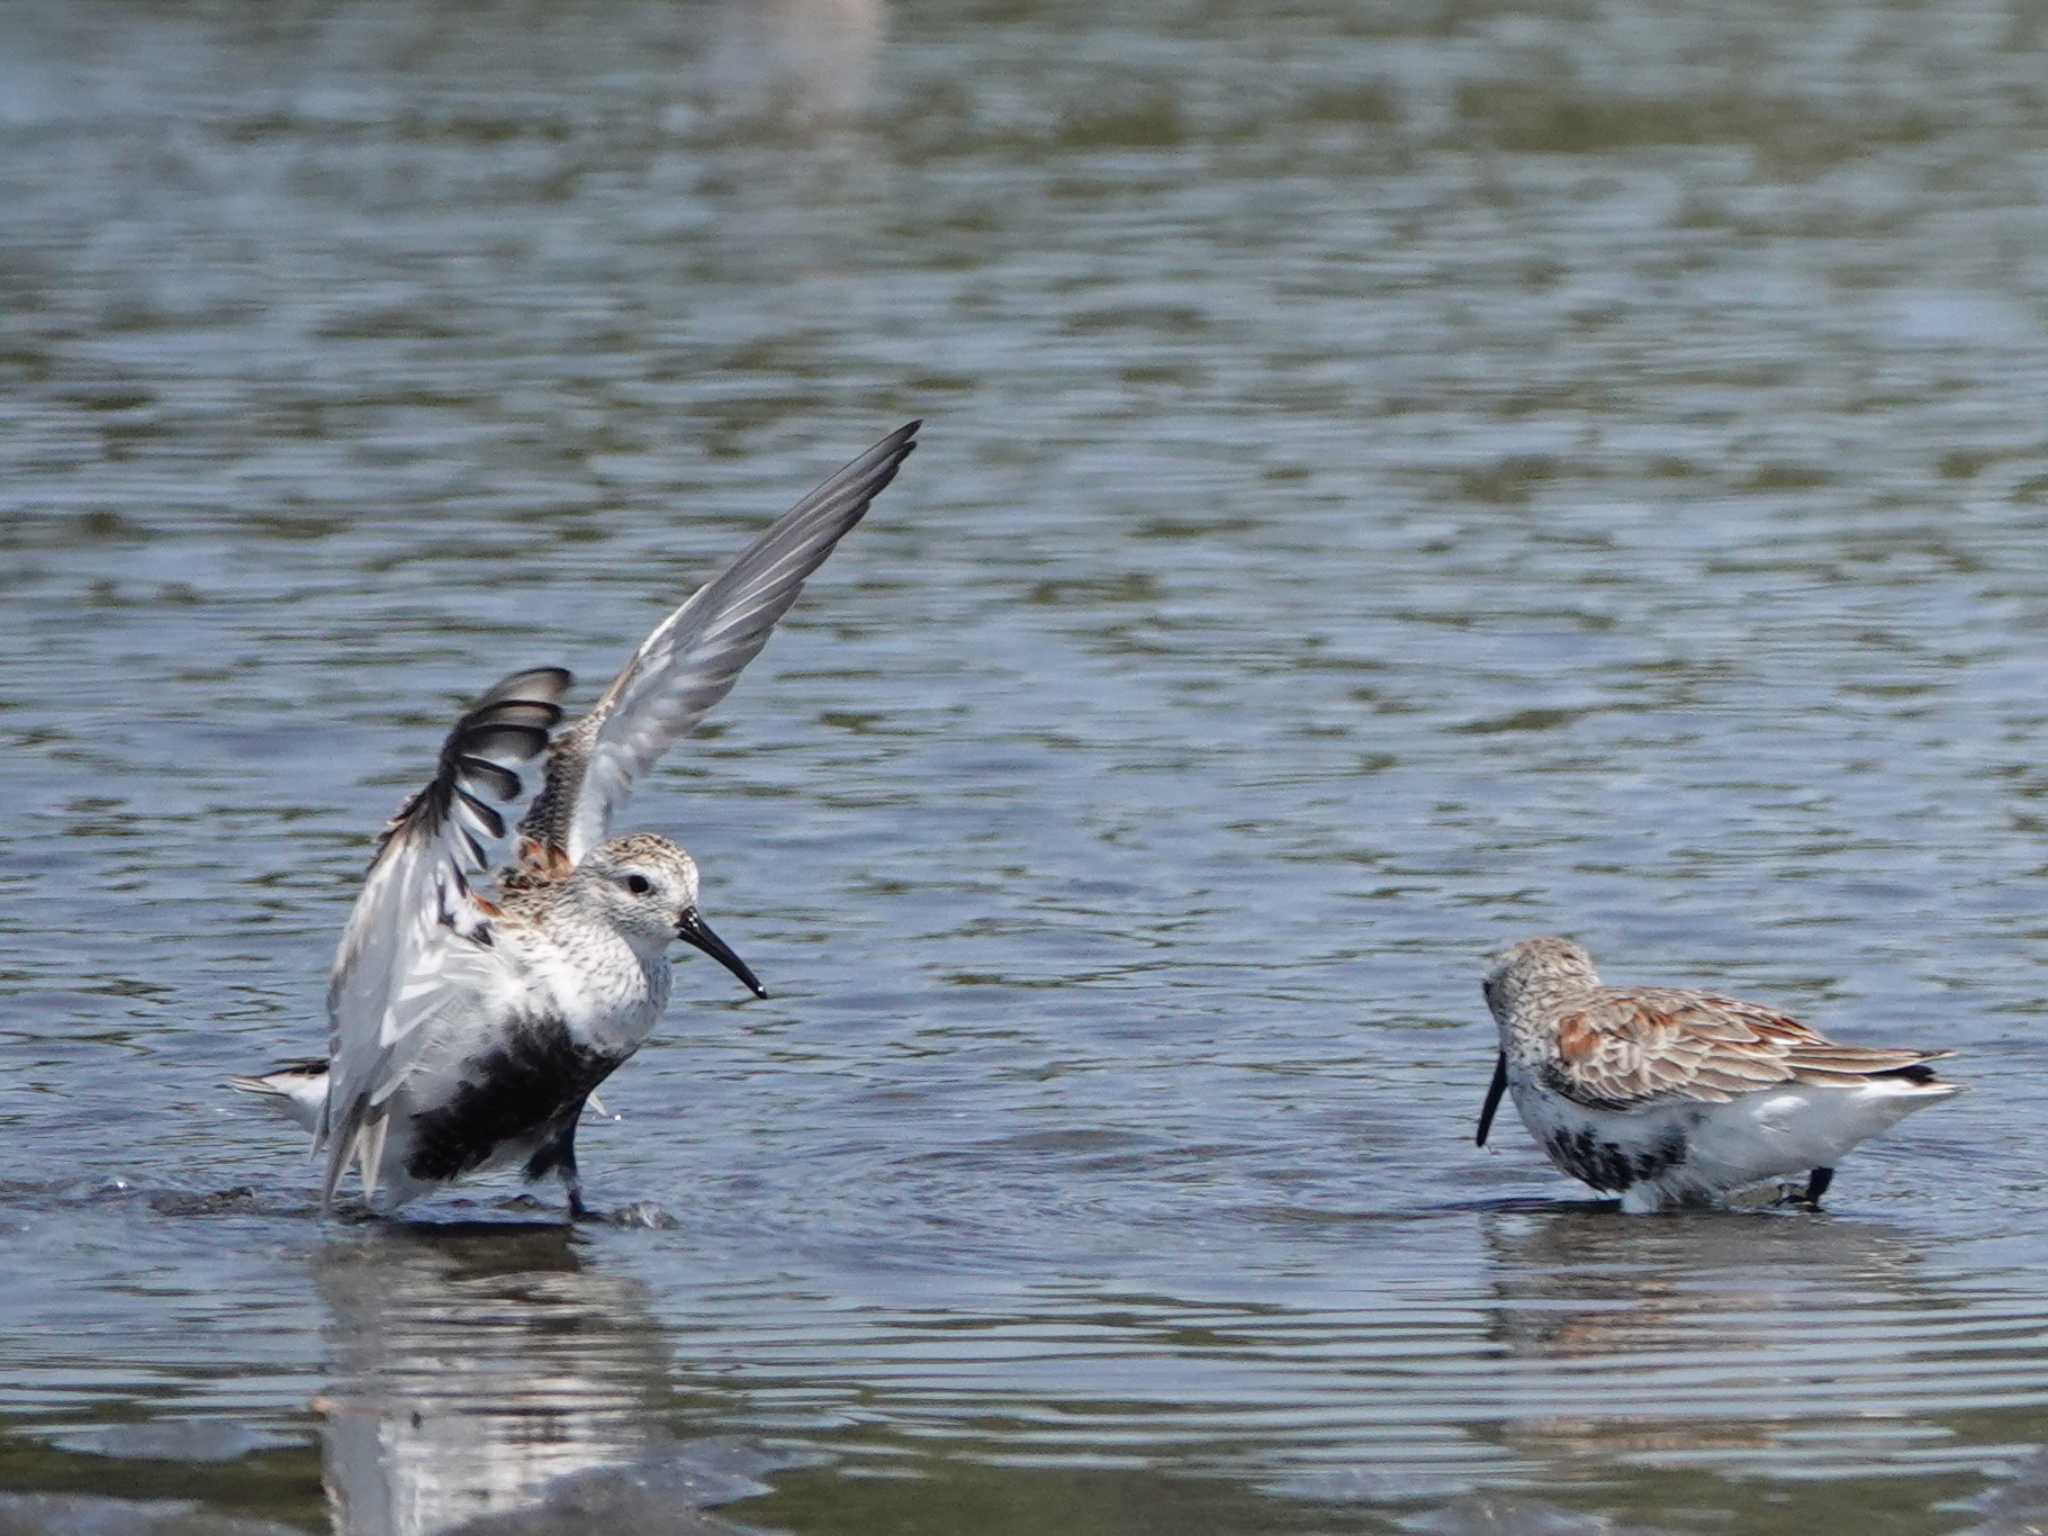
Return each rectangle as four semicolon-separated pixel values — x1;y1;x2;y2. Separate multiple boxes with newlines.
547;1112;590;1222
561;1157;590;1222
1774;1167;1834;1210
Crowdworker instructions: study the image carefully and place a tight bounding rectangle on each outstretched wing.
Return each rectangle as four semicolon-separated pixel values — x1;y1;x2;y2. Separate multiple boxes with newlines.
515;420;920;871
321;667;572;1207
1546;986;1952;1110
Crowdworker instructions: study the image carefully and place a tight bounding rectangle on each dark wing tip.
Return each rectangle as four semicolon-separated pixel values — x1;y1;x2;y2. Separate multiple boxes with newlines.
832;420;920;510
833;423;919;523
1876;1059;1949;1084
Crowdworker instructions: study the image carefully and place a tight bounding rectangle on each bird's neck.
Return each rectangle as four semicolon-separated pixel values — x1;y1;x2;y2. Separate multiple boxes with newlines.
1498;971;1601;1061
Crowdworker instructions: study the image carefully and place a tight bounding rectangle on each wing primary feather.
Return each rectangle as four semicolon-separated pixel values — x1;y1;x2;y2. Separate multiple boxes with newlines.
365;670;572;868
518;422;921;867
472;667;575;708
472;704;568;732
454;786;507;840
456;757;523;800
457;723;554;761
319;1092;368;1209
356;1116;389;1204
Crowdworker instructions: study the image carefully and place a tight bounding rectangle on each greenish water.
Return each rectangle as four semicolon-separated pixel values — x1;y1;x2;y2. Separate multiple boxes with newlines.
4;0;2048;1532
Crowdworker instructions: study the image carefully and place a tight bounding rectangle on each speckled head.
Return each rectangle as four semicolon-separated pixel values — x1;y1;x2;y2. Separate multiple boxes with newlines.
573;833;766;998
1481;935;1600;1031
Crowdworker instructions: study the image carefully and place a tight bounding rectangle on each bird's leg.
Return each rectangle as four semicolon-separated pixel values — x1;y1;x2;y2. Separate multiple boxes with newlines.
1769;1165;1834;1210
556;1121;590;1222
525;1111;593;1222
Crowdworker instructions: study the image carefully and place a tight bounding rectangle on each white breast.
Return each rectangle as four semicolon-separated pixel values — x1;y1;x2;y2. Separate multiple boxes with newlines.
514;925;670;1053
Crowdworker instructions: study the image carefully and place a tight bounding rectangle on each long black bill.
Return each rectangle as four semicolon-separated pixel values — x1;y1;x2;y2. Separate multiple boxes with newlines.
1475;1052;1508;1147
676;908;768;999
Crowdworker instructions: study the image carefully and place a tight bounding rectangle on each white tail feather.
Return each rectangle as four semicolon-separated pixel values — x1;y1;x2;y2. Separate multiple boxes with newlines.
226;1067;329;1137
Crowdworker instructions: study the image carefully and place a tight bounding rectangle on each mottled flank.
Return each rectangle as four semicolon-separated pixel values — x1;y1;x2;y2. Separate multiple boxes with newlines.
404;1017;620;1185
1543;1124;1689;1194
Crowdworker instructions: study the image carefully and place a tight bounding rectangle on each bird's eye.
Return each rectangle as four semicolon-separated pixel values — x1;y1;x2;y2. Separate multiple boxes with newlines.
624;874;653;896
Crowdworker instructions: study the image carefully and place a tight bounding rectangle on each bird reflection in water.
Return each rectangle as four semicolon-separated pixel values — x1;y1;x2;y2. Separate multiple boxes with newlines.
699;0;888;127
312;1226;696;1536
1471;1208;1942;1469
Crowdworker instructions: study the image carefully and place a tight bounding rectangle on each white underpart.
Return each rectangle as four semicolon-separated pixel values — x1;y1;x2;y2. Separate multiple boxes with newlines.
233;914;672;1210
345;925;669;1209
1511;1068;1958;1212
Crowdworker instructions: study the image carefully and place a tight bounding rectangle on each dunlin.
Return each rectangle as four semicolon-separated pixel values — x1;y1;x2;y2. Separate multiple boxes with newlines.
231;422;920;1215
1476;936;1959;1211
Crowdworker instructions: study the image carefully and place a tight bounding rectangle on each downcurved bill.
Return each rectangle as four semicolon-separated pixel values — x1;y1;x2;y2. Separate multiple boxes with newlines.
1475;1052;1508;1148
676;908;767;999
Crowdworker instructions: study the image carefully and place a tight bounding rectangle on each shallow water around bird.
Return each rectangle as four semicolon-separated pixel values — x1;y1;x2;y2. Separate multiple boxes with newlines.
6;1;2048;1532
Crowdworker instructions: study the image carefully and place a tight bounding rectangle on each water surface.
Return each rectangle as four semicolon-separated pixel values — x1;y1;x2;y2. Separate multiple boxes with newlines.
5;0;2048;1531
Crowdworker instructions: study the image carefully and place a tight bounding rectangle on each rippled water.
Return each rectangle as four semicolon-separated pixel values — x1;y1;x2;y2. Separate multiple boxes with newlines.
7;0;2048;1531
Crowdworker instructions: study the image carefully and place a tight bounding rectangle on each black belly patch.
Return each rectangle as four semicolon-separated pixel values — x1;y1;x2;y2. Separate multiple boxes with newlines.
405;1018;623;1185
1544;1125;1689;1193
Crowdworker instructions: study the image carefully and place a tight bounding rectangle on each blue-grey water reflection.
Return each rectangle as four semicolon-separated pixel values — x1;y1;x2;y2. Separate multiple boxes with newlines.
4;0;2048;1532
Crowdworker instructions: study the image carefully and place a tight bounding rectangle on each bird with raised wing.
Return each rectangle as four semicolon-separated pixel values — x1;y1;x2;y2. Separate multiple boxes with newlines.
1475;935;1959;1212
231;421;920;1216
